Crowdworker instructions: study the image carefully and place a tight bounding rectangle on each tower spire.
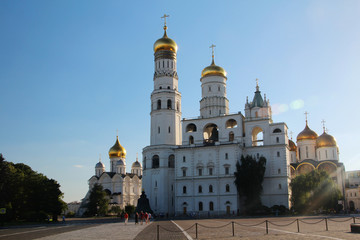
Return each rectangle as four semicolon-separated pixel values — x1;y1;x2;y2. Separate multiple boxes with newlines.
161;14;169;37
321;119;326;133
209;44;216;65
304;111;309;125
255;78;259;91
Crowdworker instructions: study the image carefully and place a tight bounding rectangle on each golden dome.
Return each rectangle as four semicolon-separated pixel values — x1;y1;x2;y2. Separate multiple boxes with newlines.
289;139;297;151
297;122;318;141
153;27;178;53
316;132;337;148
201;59;227;78
109;136;126;158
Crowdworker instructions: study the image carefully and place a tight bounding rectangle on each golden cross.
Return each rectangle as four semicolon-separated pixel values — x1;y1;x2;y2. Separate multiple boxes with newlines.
321;119;326;132
161;14;170;27
136;152;138;161
209;44;216;60
304;111;309;122
116;129;119;137
256;78;259;87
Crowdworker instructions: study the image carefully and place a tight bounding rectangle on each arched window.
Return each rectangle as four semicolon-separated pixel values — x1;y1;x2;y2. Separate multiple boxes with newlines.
226;119;237;128
168;126;171;133
204;123;219;144
209;185;213;193
209;201;214;211
273;128;282;133
168;155;175;168
252;127;264;146
186;123;197;132
198;185;202;193
199;202;203;211
183;186;187;194
225;184;230;192
189;136;194;145
167;99;172;109
229;132;234;141
157;100;161;109
152;155;159;169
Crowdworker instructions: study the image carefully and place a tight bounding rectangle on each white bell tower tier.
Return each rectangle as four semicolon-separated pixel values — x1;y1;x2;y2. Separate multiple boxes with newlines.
150;22;182;146
200;45;229;118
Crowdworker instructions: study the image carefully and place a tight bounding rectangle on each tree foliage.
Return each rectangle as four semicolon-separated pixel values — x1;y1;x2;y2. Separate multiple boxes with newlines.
234;155;266;214
290;170;342;214
0;154;66;222
87;184;109;216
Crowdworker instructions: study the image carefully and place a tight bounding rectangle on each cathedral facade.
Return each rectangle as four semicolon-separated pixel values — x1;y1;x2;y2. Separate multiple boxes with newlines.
80;137;143;214
142;22;296;216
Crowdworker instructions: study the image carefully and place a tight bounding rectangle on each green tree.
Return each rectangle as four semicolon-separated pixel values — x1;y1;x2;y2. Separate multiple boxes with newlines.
87;184;109;216
234;155;266;215
0;157;66;221
124;204;135;215
290;170;342;214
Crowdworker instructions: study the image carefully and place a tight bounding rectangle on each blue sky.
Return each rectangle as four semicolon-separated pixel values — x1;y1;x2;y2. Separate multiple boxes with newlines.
1;0;359;202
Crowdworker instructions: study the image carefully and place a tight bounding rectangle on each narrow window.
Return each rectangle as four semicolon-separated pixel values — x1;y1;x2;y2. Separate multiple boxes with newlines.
198;185;202;193
168;126;171;133
306;146;309;158
209;185;213;193
225;167;229;175
189;136;194;144
155;181;157;187
158;127;160;134
278;168;281;174
225;153;228;159
171;185;173;191
278;184;282;189
226;184;230;192
218;85;220;91
182;169;186;177
198;169;202;176
199;202;203;211
209;168;213;175
276;137;279;143
209;110;211;115
183;156;186;162
209;201;214;211
229;132;234;141
157;99;161;109
167;99;172;109
277;151;280;157
183;186;186;194
209;86;211;92
167;60;169;68
325;150;328;159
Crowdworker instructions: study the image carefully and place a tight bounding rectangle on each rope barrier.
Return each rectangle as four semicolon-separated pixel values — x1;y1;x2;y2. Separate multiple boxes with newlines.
299;218;325;224
327;217;353;223
268;219;297;227
198;222;232;228
234;220;266;227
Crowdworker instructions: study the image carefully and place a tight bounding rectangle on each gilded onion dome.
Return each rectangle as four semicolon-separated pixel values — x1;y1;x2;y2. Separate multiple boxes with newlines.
201;59;227;78
153;26;178;53
289;139;297;151
316;131;337;148
108;136;127;158
297;122;318;141
132;161;141;168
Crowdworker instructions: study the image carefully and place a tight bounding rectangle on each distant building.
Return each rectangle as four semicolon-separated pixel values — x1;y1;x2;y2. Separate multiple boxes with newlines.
345;170;360;211
79;137;142;215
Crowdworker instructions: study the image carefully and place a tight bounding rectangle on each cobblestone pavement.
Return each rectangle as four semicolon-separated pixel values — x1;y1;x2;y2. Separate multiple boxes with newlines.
35;221;148;240
169;216;359;240
134;220;187;240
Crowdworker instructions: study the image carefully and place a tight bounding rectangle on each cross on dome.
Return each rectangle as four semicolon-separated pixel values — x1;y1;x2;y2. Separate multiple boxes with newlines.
209;44;216;61
161;14;170;30
321;119;326;132
304;111;309;124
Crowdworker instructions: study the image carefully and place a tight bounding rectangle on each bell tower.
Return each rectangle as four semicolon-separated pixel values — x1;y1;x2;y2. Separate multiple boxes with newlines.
150;15;182;145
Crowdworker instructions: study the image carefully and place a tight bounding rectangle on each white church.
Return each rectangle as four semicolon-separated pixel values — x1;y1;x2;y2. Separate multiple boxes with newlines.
142;19;345;216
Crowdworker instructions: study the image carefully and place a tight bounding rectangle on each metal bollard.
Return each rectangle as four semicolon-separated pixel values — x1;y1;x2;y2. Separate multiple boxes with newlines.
325;218;328;231
266;220;268;234
157;225;159;240
195;222;198;239
232;221;234;236
297;219;300;233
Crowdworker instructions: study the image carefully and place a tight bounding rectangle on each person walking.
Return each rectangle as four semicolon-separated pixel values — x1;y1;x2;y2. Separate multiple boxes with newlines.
145;212;149;224
124;212;129;225
140;211;144;225
135;212;139;225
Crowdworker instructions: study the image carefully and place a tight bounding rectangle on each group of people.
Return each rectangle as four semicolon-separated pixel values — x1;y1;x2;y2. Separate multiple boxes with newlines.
134;211;151;225
123;211;152;225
